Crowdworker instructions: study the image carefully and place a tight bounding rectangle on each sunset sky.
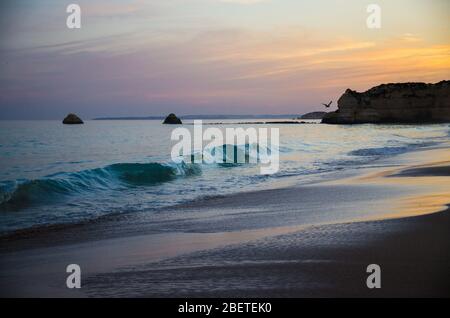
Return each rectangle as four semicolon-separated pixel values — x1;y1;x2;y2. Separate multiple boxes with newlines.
0;0;449;119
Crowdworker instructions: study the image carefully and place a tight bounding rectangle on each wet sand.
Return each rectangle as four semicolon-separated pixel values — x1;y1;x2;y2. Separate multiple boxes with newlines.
82;208;450;297
0;147;449;297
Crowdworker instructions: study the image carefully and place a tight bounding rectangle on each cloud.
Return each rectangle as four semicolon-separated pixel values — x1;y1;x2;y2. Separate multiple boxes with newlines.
3;23;449;119
1;0;449;118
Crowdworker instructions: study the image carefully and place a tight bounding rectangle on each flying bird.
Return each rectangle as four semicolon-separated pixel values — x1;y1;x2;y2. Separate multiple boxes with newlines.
322;101;333;108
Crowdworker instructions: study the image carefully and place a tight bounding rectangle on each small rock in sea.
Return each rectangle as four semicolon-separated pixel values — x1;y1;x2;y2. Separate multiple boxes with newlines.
62;113;84;125
163;113;182;124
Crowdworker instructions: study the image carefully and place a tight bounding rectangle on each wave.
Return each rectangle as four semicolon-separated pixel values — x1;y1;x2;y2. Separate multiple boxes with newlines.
186;143;274;166
349;146;411;157
0;161;201;208
348;142;436;157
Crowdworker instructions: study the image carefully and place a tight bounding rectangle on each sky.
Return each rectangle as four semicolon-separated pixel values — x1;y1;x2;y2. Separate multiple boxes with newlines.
0;0;449;119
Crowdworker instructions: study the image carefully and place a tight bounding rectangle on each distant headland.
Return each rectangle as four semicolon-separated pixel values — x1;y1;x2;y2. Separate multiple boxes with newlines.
92;114;303;121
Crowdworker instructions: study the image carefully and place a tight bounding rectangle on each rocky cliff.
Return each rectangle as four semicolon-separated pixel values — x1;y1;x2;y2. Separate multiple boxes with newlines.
322;81;450;124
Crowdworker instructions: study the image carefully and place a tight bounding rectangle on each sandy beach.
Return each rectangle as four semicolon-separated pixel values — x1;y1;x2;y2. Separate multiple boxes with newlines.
0;146;449;297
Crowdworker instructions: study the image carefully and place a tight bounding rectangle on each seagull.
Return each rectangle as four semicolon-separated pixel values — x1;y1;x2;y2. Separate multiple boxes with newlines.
322;101;333;108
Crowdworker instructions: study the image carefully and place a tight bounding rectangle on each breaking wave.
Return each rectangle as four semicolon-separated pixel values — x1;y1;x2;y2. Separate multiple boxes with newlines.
0;161;201;207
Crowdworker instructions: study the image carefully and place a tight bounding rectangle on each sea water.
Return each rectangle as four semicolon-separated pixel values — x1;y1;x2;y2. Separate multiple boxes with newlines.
0;119;448;234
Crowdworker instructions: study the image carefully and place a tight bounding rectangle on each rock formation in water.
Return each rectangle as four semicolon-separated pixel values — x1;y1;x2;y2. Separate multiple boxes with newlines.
300;111;328;119
163;113;182;124
322;81;450;124
62;113;84;124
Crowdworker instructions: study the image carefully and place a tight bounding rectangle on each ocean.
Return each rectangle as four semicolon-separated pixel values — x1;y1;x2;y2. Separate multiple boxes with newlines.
0;119;448;234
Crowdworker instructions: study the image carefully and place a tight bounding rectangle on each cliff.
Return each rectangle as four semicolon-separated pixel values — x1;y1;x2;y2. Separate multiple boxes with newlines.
322;81;450;124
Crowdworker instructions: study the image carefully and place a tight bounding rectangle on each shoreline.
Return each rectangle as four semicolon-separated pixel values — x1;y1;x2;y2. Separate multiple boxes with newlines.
0;146;449;297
